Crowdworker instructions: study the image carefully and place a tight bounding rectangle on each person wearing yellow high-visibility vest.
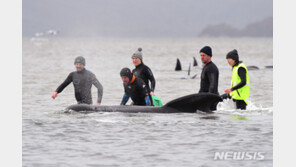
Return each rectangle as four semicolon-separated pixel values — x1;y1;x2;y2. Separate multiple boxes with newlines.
223;49;250;110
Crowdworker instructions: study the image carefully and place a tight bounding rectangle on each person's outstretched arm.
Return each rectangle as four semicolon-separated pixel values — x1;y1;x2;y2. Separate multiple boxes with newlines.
52;73;73;99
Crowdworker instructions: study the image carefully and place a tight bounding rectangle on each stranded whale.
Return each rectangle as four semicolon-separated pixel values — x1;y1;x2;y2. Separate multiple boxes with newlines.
66;93;222;113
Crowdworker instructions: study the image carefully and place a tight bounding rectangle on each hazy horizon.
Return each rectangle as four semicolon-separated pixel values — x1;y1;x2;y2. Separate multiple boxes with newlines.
23;0;273;38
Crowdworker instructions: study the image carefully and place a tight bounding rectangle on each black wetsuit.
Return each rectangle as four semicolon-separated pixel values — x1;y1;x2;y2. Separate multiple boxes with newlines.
221;61;247;110
120;77;148;106
199;61;219;95
132;63;155;105
132;63;155;92
55;68;103;104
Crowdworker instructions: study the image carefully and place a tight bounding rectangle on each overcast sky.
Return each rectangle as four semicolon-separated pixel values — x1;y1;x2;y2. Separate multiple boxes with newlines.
23;0;272;37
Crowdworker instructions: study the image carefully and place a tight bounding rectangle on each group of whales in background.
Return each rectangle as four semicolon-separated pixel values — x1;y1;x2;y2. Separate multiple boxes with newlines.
175;57;199;79
175;57;273;79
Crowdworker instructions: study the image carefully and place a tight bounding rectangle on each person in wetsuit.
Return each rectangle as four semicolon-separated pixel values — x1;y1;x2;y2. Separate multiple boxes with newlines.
51;56;103;105
120;67;149;106
198;46;219;110
222;49;250;110
199;46;219;94
131;48;155;106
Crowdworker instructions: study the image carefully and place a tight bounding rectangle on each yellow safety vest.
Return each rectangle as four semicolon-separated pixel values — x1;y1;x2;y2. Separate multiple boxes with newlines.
230;63;250;104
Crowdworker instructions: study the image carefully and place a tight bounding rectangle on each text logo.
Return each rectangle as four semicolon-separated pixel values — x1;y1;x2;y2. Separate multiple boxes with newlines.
214;152;265;160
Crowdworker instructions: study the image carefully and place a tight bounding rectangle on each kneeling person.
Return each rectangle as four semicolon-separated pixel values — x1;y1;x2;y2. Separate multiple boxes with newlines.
120;68;150;106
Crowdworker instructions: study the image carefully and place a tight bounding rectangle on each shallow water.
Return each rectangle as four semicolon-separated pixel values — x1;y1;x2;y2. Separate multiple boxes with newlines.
23;37;273;167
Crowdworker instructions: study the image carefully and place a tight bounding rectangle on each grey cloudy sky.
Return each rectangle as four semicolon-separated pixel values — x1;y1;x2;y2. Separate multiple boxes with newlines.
23;0;272;37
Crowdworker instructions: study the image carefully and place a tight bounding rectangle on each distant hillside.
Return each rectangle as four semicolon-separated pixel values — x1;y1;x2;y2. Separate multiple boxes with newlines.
23;0;273;37
199;17;273;37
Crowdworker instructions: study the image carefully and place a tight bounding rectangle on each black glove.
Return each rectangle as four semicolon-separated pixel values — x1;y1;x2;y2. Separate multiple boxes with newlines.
220;93;230;100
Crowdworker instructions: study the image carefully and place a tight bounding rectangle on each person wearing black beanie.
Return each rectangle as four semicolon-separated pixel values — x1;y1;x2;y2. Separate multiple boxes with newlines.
120;67;150;106
222;49;250;110
226;49;239;62
200;46;212;57
198;46;220;110
120;68;133;82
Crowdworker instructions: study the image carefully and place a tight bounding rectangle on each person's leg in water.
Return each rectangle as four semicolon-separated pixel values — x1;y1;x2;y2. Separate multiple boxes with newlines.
221;94;246;110
234;99;247;110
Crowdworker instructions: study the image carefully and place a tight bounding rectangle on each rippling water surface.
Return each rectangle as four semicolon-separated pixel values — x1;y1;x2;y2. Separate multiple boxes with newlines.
23;37;272;167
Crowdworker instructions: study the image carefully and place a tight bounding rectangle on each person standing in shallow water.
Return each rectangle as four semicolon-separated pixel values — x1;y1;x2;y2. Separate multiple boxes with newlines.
222;49;250;110
198;46;219;95
51;56;103;105
198;46;219;111
131;48;156;106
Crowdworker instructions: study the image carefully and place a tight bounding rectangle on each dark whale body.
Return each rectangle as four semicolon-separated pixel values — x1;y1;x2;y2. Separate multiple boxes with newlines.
66;93;222;113
247;65;259;70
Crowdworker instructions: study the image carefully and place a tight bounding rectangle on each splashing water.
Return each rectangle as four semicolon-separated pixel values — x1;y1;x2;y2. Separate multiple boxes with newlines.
216;98;273;116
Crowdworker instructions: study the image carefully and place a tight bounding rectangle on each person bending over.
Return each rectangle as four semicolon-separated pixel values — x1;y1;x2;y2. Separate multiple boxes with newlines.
120;67;150;106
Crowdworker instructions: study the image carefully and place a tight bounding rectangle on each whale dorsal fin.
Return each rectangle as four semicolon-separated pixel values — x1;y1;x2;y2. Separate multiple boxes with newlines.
188;63;191;76
193;57;198;66
175;58;182;71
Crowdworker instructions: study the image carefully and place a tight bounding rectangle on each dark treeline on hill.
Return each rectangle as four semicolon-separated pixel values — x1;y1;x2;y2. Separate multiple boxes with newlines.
199;17;272;37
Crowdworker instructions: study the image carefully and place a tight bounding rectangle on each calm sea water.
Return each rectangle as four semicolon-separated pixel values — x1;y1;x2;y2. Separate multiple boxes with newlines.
23;37;273;167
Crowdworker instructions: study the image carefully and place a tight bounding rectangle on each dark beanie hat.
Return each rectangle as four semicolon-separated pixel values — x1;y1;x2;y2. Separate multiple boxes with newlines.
226;49;239;62
131;48;143;61
74;56;86;66
120;67;133;81
200;46;212;57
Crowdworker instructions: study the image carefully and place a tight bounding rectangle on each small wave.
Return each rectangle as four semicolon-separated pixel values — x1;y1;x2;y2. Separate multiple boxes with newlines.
28;119;44;126
216;99;273;115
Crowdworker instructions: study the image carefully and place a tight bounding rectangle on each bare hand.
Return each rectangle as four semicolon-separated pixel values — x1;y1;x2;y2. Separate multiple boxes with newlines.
224;88;232;94
51;92;58;99
94;102;101;106
150;91;155;96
